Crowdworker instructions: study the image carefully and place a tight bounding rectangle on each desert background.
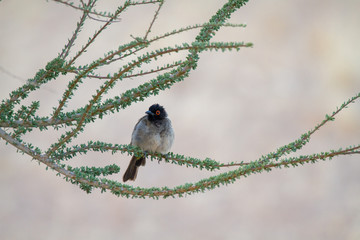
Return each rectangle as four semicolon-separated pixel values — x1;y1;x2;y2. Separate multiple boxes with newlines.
1;0;360;239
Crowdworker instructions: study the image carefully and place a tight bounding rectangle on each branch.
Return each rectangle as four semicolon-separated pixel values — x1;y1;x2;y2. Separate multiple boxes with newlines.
53;0;162;20
143;0;164;40
59;0;95;59
2;0;358;200
0;22;247;129
0;58;66;117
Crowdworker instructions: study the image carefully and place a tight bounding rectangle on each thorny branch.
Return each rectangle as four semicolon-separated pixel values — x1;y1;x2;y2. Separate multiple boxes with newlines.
0;0;359;199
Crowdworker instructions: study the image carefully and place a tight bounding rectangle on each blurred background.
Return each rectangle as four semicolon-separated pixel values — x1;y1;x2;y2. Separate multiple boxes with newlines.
1;0;360;239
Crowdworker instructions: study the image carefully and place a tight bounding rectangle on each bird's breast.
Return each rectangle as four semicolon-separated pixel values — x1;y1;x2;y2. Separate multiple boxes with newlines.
131;118;174;154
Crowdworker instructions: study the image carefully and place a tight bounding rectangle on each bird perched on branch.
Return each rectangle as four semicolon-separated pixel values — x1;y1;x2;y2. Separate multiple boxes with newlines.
123;104;174;182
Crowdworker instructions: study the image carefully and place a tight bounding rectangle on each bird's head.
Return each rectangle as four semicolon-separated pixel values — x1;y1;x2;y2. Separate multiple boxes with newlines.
146;104;167;121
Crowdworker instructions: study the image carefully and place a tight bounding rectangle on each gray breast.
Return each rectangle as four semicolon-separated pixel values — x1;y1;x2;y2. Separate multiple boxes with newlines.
131;117;174;154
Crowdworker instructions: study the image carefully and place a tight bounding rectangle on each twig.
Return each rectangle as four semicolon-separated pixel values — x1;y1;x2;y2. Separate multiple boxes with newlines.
144;1;164;40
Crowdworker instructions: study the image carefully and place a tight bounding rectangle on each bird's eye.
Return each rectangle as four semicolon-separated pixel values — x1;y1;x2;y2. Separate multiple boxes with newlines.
155;110;161;115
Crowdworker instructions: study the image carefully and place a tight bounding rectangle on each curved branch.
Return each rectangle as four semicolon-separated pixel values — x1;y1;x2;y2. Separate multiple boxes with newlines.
5;0;358;200
53;0;162;20
0;21;247;129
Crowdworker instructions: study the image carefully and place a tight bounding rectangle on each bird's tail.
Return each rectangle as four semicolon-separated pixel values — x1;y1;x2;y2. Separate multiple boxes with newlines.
123;156;146;182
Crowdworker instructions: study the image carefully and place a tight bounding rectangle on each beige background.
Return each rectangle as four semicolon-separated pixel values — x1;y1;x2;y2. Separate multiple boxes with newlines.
1;0;360;239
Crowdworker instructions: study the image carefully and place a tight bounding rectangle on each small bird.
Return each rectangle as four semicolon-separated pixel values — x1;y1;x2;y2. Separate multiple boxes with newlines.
123;104;174;182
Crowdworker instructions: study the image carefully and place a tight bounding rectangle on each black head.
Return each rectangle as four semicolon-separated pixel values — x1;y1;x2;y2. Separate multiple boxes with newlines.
146;104;167;121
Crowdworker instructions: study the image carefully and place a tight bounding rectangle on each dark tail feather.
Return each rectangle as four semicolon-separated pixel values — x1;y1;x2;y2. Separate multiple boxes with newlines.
123;156;146;182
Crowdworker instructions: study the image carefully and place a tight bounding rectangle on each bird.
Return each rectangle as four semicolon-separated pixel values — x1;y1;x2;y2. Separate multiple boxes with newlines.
123;104;174;182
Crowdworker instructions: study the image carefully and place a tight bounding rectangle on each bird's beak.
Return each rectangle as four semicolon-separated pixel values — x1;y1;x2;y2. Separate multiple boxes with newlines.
145;110;154;116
